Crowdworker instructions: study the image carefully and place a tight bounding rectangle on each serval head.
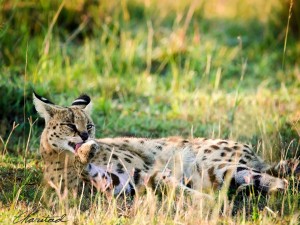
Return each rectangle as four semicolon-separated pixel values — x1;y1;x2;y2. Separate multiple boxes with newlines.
33;92;95;154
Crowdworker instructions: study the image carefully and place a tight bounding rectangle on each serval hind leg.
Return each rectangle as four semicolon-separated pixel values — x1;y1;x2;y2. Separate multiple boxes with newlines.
217;165;288;193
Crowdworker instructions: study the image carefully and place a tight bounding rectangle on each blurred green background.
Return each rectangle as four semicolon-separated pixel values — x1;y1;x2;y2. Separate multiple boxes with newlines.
0;0;299;160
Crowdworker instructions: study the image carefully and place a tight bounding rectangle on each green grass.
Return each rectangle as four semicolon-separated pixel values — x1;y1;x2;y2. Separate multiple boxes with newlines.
0;0;300;224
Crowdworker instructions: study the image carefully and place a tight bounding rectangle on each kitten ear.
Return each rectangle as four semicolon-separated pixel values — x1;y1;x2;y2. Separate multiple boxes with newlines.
71;94;93;115
33;91;60;123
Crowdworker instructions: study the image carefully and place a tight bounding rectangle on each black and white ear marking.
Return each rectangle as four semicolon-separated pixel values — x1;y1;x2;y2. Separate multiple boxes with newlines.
72;94;92;114
33;91;55;105
33;91;60;123
72;94;91;106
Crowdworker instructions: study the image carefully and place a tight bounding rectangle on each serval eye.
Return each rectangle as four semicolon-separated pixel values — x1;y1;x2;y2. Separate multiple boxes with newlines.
64;124;77;131
87;124;94;130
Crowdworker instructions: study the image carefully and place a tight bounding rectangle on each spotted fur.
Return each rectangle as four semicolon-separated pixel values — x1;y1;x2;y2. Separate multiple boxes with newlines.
34;93;299;198
74;138;293;196
33;92;95;194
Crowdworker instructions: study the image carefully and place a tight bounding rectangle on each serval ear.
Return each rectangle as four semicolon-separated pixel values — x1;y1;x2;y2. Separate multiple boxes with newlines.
71;94;92;115
33;91;62;123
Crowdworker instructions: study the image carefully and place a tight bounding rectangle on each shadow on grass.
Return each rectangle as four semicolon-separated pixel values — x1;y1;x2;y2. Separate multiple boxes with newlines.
0;159;43;205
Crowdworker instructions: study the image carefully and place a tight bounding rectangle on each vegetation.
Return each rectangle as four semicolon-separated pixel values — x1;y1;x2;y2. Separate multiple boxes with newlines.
0;0;299;224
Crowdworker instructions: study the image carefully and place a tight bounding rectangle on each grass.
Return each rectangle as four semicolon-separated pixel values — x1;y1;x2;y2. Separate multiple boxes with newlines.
0;0;300;224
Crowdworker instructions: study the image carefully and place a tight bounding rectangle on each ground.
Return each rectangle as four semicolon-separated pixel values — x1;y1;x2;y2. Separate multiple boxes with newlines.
0;0;300;224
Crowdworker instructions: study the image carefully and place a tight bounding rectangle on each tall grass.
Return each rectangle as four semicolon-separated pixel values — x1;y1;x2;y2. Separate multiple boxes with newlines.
0;0;299;224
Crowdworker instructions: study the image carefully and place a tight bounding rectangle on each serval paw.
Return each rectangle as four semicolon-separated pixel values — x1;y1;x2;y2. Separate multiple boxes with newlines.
75;140;99;164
